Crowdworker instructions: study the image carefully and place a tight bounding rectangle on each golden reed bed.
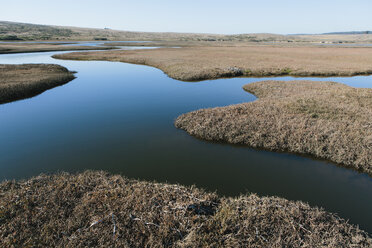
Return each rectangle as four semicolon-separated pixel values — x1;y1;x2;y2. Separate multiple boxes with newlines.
54;46;372;81
0;64;75;104
176;80;372;175
1;171;370;247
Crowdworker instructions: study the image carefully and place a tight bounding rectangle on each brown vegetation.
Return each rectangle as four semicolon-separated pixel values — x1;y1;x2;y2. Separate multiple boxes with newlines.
53;46;372;81
296;33;372;44
1;171;370;247
102;40;372;49
0;64;75;104
176;80;372;175
0;42;115;54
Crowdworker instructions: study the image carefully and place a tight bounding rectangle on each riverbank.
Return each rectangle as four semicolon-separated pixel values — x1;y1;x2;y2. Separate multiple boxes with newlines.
0;64;75;104
0;171;370;247
0;42;115;54
176;80;372;176
53;46;372;81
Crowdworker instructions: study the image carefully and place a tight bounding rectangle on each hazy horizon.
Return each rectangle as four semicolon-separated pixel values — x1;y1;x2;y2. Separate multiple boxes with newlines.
2;20;372;36
1;0;372;35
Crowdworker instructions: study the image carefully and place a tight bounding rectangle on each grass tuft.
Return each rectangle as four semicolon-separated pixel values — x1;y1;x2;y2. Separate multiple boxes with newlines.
0;171;370;247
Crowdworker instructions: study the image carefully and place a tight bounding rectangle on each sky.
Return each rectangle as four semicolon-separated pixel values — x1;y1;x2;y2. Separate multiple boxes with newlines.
1;0;371;34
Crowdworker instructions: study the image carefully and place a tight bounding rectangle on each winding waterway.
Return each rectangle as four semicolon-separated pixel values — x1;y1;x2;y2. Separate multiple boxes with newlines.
0;49;371;233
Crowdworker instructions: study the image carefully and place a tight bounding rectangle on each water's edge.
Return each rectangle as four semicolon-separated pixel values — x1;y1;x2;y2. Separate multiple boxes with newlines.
0;49;371;233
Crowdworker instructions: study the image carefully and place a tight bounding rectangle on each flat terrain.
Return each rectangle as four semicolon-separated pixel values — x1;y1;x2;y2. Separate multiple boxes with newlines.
1;171;370;247
0;64;75;104
176;80;372;175
0;42;115;54
103;40;372;48
53;46;372;81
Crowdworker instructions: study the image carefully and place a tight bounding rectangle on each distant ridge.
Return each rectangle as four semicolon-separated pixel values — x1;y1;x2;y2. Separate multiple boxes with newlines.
1;20;372;43
0;20;294;42
322;31;372;35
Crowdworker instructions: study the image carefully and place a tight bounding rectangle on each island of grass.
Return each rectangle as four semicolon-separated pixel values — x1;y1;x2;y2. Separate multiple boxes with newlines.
0;42;116;54
0;171;371;247
176;80;372;176
53;46;372;81
0;64;75;104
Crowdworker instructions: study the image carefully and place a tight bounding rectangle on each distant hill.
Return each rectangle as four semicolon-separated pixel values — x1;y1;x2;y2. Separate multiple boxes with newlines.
1;21;372;44
322;31;372;35
0;21;76;41
0;20;303;42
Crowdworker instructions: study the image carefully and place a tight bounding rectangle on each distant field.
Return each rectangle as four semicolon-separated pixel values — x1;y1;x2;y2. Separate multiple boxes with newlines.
296;33;372;43
53;46;372;81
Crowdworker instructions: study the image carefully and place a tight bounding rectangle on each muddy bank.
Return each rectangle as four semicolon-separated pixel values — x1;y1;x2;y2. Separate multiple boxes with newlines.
176;80;372;175
53;46;372;81
0;171;370;247
0;64;75;104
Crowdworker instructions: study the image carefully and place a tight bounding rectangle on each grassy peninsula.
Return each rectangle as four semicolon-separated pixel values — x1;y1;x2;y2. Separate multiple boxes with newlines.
0;64;75;104
1;171;370;247
53;46;372;81
0;42;116;54
176;80;372;175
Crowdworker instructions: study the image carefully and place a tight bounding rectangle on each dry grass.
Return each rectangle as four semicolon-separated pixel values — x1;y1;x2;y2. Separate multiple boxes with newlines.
176;80;372;175
0;64;75;104
0;43;115;54
102;40;372;49
1;171;370;247
53;46;372;81
296;33;372;43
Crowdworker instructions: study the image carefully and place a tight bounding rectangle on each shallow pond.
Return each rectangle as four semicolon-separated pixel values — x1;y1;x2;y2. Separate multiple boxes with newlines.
0;50;371;233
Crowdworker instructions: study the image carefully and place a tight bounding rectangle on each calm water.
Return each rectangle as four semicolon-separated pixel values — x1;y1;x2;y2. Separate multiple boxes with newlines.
0;51;372;233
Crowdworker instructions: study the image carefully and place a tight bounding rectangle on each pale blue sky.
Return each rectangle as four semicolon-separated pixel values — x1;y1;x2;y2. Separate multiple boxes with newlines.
1;0;371;34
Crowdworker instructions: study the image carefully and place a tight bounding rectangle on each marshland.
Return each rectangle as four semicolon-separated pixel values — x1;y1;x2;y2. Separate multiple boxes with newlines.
0;41;116;54
1;171;371;247
176;80;372;175
0;64;75;104
54;46;372;81
1;16;372;247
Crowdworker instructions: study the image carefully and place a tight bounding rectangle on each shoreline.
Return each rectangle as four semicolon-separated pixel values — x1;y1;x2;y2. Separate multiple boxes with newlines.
52;46;372;81
0;46;116;55
0;64;76;104
3;51;370;175
175;80;372;176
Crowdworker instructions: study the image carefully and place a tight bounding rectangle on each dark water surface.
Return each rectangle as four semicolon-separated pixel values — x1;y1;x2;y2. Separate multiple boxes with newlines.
0;51;372;233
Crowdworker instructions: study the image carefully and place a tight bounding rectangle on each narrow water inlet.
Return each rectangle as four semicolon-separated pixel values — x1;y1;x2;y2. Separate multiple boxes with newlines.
0;49;371;233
